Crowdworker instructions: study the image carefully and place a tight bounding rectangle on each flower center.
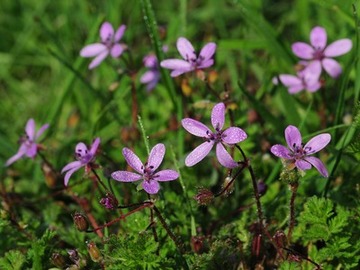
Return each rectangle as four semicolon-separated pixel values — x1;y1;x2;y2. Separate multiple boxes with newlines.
312;48;324;60
103;34;114;49
76;148;93;164
142;163;155;182
291;143;312;159
205;127;224;143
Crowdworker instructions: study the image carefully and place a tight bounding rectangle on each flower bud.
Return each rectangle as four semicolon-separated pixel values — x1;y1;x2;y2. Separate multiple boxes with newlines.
273;230;287;249
257;180;267;196
280;167;300;185
51;252;67;268
191;236;207;254
87;241;103;262
99;192;118;210
73;213;89;232
194;188;214;206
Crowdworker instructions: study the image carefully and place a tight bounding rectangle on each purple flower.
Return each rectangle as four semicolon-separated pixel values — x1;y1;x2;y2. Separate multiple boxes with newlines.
140;54;160;91
292;26;352;78
278;63;322;94
160;37;216;77
80;22;126;69
111;143;179;194
270;125;331;177
6;119;49;166
182;102;247;168
62;138;101;186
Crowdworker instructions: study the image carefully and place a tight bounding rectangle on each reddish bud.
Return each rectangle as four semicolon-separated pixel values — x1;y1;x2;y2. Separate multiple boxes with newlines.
99;192;118;210
191;236;206;254
194;187;214;206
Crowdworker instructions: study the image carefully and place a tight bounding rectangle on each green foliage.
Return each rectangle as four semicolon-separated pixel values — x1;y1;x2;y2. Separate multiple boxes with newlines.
27;230;57;269
0;250;26;270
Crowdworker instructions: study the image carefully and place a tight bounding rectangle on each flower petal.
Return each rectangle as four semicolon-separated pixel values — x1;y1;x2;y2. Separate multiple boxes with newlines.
122;148;143;174
140;70;156;84
35;123;49;140
295;159;312;171
5;144;27;166
25;143;37;158
197;59;214;69
89;137;101;156
142;180;160;194
160;59;192;70
25;119;36;141
185;141;214;167
322;58;342;78
110;44;124;58
155;169;179;181
114;25;126;42
216;143;238;168
222;127;247;144
148;143;165;171
288;85;304;94
80;44;107;57
111;171;142;182
211;102;225;131
324;39;352;57
170;69;189;77
75;143;89;159
88;50;109;69
279;74;302;87
302;60;322;81
310;26;327;50
304;133;331;154
177;37;196;61
270;144;292;159
304;156;328;177
292;42;315;59
306;81;321;92
61;160;82;174
285;125;302;151
64;167;82;186
181;118;211;137
199;42;216;61
100;22;114;43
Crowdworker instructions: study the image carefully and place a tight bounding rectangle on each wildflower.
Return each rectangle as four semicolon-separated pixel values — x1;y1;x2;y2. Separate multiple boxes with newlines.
160;37;216;77
270;125;331;177
140;54;160;91
80;22;126;69
111;143;178;194
182;102;247;168
292;26;352;78
6;119;49;166
61;138;100;186
99;192;118;210
278;63;322;94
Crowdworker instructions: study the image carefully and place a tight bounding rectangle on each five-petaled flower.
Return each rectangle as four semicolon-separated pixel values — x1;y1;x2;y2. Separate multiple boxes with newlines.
62;138;101;186
80;22;127;69
6;119;49;166
270;125;331;177
111;143;179;194
292;26;352;78
140;54;161;91
182;102;247;168
160;37;216;77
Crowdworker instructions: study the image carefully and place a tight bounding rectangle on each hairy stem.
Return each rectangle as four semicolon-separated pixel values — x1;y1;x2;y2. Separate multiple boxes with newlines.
287;183;299;242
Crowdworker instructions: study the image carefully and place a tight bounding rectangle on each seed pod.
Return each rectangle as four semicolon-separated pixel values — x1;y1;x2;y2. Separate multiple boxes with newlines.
51;252;67;268
73;213;89;232
87;241;103;262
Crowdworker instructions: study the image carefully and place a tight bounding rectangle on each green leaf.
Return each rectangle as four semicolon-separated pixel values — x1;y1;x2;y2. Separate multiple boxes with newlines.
0;250;26;270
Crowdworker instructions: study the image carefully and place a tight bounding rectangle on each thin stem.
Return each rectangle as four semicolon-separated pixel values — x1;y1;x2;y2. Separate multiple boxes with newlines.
148;194;159;254
287;183;298;242
91;168;108;191
214;162;247;198
117;200;152;209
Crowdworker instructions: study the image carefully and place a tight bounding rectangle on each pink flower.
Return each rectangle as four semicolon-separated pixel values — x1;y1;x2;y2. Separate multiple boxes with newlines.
111;144;179;194
6;119;49;166
160;37;216;77
292;26;352;78
61;138;101;186
271;125;331;177
80;22;126;69
182;103;247;168
140;54;160;91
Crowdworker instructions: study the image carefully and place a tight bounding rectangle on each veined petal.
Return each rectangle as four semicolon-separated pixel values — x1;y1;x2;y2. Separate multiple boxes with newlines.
197;59;214;69
100;22;114;42
222;127;247;144
114;25;126;42
160;59;192;70
270;144;292;159
304;133;331;154
35;124;49;140
5;144;27;166
89;137;101;156
324;39;352;57
211;102;225;131
295;159;312;171
310;26;327;50
88;50;109;69
170;69;189;77
177;37;196;61
122;148;143;174
25;143;37;158
285;125;302;151
322;58;342;78
148;143;165;171
291;42;315;59
181;118;211;137
185;141;214;167
64;167;80;186
110;44;124;58
25;119;36;141
61;160;82;174
199;42;216;61
111;171;142;182
155;169;179;181
216;143;238;168
279;74;302;87
80;44;107;57
304;156;328;177
142;180;160;194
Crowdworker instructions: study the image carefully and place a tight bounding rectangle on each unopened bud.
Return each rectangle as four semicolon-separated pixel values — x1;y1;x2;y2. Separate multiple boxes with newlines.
99;192;118;210
194;188;214;206
257;180;267;196
273;230;287;249
191;236;206;254
87;241;103;262
280;167;300;185
51;252;66;268
73;213;89;232
222;176;235;197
